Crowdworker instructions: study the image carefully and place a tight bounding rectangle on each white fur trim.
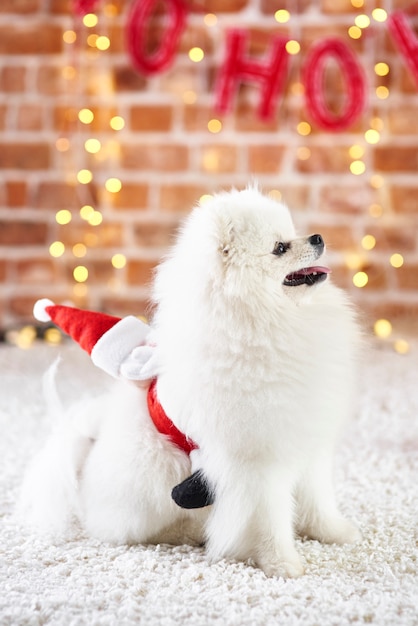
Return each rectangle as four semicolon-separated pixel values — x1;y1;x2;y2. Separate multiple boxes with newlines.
91;316;151;378
33;298;55;322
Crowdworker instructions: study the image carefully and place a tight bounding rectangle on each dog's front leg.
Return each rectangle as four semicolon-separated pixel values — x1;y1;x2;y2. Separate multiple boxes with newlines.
205;464;304;578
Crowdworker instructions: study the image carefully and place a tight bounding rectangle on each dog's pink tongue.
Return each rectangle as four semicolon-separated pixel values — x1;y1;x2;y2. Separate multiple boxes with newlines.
299;266;331;275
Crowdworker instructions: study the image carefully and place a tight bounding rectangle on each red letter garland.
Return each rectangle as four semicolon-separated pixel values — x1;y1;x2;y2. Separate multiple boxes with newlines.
215;29;289;120
303;38;367;131
126;0;187;75
388;10;418;89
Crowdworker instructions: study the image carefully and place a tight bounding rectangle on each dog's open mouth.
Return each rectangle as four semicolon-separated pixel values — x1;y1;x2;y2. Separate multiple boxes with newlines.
283;266;331;287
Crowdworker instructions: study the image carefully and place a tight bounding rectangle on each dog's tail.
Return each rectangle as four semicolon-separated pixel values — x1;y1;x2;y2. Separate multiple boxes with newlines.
16;358;92;537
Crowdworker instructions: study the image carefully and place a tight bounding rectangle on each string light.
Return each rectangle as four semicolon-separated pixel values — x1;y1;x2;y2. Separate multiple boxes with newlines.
80;205;95;220
376;86;389;99
351;0;364;7
355;14;370;28
365;129;380;144
105;177;122;193
63;30;77;44
204;13;217;27
374;319;392;338
56;209;72;225
390;253;404;268
73;243;87;258
374;62;390;77
84;138;101;154
350;160;366;175
73;265;89;282
353;271;368;287
111;254;127;269
361;235;376;250
87;210;103;226
349;145;364;159
297;121;311;136
96;36;110;51
285;40;300;55
348;26;362;40
189;47;204;62
208;119;222;133
372;8;388;22
77;169;93;184
49;241;65;257
110;116;125;130
274;10;290;23
394;339;410;354
78;108;94;124
83;13;98;28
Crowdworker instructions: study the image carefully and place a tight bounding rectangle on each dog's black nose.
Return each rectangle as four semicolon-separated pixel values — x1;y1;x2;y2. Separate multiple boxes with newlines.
309;234;324;249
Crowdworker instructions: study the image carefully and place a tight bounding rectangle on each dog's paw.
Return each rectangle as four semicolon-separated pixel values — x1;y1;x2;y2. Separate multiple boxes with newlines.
314;517;362;545
258;555;305;579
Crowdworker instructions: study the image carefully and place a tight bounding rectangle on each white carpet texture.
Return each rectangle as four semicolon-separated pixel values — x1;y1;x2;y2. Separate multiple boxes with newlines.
0;341;417;626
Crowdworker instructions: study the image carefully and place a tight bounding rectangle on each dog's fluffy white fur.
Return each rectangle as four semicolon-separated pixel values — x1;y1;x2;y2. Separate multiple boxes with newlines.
19;187;361;577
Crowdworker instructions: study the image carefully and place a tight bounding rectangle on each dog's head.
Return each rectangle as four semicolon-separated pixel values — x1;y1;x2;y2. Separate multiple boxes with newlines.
154;187;331;311
194;187;330;304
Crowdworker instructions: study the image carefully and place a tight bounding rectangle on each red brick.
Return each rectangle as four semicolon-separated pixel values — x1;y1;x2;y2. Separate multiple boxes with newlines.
261;0;312;13
307;224;356;250
390;186;418;214
130;106;173;132
0;220;48;245
159;184;209;212
319;185;373;214
101;296;151;319
388;106;418;134
0;143;50;170
6;181;27;207
367;226;416;252
17;104;44;131
58;223;123;248
297;146;352;174
0;23;62;54
374;146;418;172
127;260;157;286
48;0;72;14
0;106;6;130
0;0;41;13
113;66;147;92
121;144;189;171
0;66;26;92
0;260;6;282
133;220;180;248
268;186;310;211
200;145;237;173
37;65;65;96
235;102;281;132
248;145;285;173
397;264;418;290
14;259;57;284
195;0;248;12
320;0;358;13
111;183;149;210
183;105;215;131
34;182;78;209
361;263;388;290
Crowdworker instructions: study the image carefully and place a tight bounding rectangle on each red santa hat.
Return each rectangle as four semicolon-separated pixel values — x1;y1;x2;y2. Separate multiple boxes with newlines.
33;298;152;379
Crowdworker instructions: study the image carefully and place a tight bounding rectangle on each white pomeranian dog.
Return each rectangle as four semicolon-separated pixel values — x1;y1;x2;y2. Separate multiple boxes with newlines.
19;186;361;578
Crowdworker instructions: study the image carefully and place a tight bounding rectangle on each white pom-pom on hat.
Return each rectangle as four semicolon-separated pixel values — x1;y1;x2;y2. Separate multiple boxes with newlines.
33;298;55;323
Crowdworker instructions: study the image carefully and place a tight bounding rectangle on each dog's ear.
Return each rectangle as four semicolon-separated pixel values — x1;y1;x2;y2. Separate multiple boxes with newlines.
217;215;235;257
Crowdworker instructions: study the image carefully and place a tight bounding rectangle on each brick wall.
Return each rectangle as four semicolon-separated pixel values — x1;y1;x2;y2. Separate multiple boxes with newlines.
0;0;417;336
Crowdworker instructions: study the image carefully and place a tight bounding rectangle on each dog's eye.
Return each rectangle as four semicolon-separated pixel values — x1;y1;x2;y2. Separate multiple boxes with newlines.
272;241;289;255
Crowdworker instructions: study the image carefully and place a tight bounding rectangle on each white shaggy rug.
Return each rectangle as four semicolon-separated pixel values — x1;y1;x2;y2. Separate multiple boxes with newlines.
0;340;417;626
